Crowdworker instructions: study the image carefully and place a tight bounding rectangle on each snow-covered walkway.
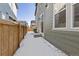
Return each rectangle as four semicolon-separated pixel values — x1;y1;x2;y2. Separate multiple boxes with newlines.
14;32;67;56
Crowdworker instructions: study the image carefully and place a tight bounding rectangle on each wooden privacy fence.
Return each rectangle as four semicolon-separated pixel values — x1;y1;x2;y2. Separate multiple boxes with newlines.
19;24;27;44
0;19;27;56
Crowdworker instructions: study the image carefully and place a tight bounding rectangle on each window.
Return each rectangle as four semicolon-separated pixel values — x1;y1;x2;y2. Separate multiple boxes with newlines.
55;9;66;28
73;3;79;27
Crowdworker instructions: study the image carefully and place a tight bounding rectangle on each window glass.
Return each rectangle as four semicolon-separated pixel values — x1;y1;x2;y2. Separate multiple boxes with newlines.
55;9;66;28
73;3;79;27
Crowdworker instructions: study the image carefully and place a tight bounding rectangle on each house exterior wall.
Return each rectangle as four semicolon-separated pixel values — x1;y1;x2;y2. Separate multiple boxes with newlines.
0;3;17;20
9;3;17;17
35;3;79;55
53;3;65;14
43;3;53;33
35;3;45;33
35;18;41;32
35;3;53;33
30;20;37;30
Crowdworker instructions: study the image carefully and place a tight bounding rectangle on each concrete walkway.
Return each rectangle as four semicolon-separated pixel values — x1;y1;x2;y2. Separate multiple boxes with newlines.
14;32;67;56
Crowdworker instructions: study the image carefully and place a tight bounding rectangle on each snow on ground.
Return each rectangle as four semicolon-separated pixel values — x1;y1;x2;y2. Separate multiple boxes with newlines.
14;32;67;56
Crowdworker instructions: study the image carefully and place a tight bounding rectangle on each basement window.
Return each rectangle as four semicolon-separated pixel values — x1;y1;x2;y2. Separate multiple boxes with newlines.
73;3;79;27
55;9;66;28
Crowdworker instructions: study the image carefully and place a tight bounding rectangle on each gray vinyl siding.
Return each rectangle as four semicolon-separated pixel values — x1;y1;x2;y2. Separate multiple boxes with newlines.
35;3;79;56
43;4;53;33
44;30;79;56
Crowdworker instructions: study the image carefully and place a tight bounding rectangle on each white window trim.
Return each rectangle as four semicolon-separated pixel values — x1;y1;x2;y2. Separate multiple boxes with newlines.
52;3;79;31
71;3;79;30
53;7;67;30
